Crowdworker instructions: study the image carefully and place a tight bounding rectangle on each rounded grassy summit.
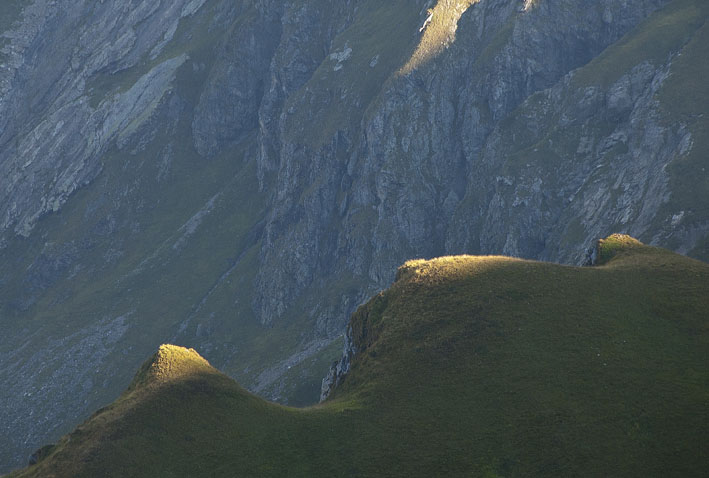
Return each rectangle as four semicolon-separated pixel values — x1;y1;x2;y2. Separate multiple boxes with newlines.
10;236;708;477
130;344;215;387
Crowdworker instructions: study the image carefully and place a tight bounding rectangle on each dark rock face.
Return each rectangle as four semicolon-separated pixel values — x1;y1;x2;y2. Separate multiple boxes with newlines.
252;0;677;330
27;444;54;466
1;0;707;472
320;324;356;402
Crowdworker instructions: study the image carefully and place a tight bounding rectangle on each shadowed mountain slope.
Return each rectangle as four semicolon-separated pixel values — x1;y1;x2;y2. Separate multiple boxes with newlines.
9;236;708;477
1;0;708;470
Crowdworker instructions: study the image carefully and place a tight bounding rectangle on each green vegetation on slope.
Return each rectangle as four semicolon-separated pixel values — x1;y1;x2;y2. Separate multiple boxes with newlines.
0;7;332;464
656;12;709;258
0;0;24;52
593;233;646;264
10;236;708;477
282;0;423;147
572;0;707;88
567;0;709;260
482;0;709;262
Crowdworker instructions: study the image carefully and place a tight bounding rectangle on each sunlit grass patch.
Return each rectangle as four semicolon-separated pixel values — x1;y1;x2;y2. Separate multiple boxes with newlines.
399;0;479;75
396;254;521;283
595;233;645;264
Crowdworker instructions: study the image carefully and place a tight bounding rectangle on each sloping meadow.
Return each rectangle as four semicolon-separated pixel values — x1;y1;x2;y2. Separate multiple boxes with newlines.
11;236;709;477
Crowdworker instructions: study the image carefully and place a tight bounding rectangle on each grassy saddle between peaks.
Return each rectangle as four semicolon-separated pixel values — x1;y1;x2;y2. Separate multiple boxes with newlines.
10;235;709;477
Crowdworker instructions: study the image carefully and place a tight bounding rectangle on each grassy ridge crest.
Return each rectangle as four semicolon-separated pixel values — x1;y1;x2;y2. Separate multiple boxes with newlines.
9;236;709;477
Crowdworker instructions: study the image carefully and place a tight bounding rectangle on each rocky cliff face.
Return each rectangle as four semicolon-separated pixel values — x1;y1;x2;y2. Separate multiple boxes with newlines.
1;0;201;239
253;0;682;328
1;0;707;472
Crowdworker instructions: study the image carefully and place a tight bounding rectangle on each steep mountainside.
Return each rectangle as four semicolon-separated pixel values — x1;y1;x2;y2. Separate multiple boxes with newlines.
8;236;709;477
1;0;707;471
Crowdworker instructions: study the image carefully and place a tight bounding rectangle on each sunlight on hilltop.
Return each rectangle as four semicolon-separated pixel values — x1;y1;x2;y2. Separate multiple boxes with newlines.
400;0;479;75
396;255;522;283
595;234;646;265
9;236;709;477
141;344;215;383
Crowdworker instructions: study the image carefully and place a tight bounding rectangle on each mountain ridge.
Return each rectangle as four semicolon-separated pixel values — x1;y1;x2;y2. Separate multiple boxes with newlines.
1;0;707;471
8;235;709;477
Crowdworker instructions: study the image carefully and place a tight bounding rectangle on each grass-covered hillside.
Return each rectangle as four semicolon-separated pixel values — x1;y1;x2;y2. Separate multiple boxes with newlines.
9;235;708;477
2;0;706;472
